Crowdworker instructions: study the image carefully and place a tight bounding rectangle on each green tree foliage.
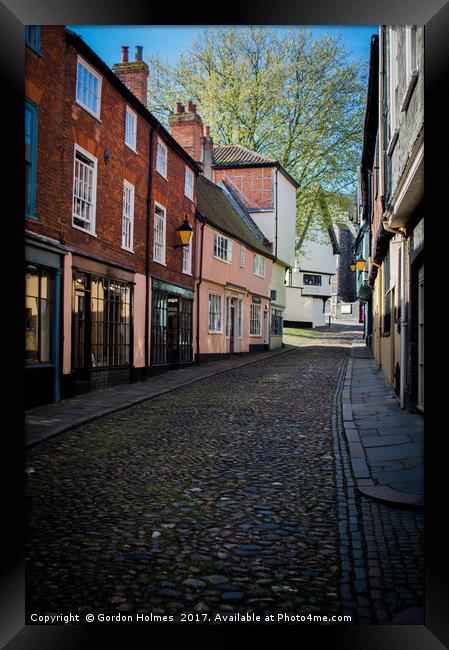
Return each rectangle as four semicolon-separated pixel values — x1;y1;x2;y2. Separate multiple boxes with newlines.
146;27;366;242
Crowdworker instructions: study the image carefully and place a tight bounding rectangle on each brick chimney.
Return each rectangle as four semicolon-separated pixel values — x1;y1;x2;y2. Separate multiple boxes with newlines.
169;101;204;166
112;45;149;106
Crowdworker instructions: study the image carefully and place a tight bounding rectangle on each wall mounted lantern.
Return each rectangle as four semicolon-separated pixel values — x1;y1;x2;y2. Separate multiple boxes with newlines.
356;257;366;272
350;259;356;272
175;216;194;248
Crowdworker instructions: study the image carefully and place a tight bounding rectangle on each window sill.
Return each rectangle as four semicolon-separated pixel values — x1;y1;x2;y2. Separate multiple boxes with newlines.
401;70;418;113
254;273;266;279
182;270;193;276
386;129;399;157
72;223;97;237
156;169;168;181
249;334;262;338
213;255;232;264
26;43;44;58
75;99;102;123
25;212;38;221
125;142;138;154
208;330;223;335
184;193;194;202
121;246;135;253
153;259;167;267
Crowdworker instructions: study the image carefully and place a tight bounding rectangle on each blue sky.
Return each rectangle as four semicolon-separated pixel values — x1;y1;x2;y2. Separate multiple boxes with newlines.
68;25;378;68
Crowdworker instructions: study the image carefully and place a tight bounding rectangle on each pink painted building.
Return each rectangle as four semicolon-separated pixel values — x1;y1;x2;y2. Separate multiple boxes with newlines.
195;175;274;362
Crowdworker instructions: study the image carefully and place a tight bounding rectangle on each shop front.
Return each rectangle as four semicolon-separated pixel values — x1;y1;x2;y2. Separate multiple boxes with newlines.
151;278;194;368
25;243;63;409
67;256;134;396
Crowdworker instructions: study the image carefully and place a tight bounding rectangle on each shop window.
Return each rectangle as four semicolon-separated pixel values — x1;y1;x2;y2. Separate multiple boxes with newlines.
25;264;53;364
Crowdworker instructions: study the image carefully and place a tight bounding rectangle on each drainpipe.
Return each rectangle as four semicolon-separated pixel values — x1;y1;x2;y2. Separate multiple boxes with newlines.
382;220;407;407
196;215;205;364
145;126;156;370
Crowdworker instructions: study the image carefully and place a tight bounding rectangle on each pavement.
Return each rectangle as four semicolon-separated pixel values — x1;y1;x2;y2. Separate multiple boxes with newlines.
342;339;424;509
25;346;293;448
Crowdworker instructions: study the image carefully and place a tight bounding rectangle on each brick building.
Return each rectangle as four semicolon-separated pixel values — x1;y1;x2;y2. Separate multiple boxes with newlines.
25;26;200;408
354;27;424;412
168;104;298;349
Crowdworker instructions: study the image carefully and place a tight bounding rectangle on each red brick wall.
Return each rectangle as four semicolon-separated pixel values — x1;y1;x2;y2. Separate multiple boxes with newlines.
169;112;203;164
112;62;149;106
26;26;151;276
151;133;197;291
26;26;198;292
213;167;273;210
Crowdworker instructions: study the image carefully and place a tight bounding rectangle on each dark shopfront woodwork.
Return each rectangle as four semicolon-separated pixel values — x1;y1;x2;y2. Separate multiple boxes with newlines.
151;280;193;366
71;271;133;393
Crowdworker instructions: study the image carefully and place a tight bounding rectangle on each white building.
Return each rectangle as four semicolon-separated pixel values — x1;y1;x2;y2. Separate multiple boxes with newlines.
284;221;339;328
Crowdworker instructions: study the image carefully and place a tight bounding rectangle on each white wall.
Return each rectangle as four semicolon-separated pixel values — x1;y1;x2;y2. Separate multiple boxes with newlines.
248;168;296;269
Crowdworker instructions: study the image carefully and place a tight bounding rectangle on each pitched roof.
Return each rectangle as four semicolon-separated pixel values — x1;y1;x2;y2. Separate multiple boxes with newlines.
213;145;275;166
212;145;300;189
196;176;274;259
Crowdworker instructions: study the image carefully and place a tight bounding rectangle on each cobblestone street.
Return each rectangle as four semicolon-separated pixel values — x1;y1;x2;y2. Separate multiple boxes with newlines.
25;328;423;624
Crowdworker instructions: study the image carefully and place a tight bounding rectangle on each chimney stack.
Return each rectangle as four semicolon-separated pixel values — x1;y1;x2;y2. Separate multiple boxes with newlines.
112;45;149;106
169;100;204;165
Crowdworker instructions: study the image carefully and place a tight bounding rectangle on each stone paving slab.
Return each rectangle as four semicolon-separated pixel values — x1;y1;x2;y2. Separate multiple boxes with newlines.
25;347;294;448
341;341;424;508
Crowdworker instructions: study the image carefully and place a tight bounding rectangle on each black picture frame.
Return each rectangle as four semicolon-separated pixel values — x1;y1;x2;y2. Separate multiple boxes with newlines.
2;0;447;647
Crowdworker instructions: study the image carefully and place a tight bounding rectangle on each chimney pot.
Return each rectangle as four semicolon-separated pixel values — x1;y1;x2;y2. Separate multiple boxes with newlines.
187;100;194;112
204;125;210;137
175;102;182;113
121;46;129;63
135;45;143;61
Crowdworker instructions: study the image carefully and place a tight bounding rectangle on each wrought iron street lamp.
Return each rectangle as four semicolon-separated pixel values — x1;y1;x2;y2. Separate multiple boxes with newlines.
175;216;194;248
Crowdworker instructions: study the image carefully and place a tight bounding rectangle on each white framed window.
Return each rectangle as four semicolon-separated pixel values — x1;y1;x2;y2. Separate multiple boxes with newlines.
153;202;166;265
213;234;232;263
238;299;243;338
250;303;262;336
240;246;246;267
253;254;266;277
208;293;223;332
182;236;193;275
156;138;168;179
125;106;137;152
76;56;102;119
184;167;194;201
72;144;97;235
402;26;418;112
122;180;135;251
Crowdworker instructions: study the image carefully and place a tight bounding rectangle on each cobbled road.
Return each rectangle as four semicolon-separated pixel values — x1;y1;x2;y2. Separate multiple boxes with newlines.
26;328;423;624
